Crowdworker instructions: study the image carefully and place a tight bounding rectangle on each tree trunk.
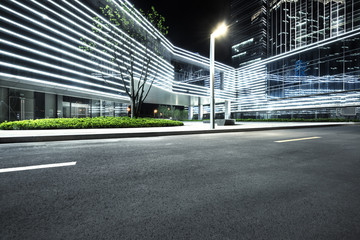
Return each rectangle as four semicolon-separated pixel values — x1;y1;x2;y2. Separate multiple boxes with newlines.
130;75;135;119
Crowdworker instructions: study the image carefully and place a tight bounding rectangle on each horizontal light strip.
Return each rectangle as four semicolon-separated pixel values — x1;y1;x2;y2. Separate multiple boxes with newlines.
0;162;77;173
3;1;172;90
0;49;124;89
0;73;129;101
54;0;173;74
0;61;125;93
68;1;174;74
42;0;174;89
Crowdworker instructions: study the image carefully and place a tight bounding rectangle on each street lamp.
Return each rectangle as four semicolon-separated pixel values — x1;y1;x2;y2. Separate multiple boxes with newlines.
154;109;158;118
210;23;227;129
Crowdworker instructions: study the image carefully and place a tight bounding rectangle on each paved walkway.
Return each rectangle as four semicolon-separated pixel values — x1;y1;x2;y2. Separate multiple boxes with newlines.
0;121;357;143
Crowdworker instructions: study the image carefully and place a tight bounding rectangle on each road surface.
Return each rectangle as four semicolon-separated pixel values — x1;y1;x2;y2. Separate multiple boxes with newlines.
1;126;360;239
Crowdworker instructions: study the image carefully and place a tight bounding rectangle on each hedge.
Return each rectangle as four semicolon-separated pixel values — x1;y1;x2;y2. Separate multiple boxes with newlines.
0;117;184;130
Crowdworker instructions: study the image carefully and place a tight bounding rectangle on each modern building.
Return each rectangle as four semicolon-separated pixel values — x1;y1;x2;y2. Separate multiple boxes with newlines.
230;0;360;119
1;0;360;122
230;0;268;67
268;0;360;55
0;0;234;122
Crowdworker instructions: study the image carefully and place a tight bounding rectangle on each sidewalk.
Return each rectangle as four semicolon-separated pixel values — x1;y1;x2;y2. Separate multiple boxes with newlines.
0;121;357;144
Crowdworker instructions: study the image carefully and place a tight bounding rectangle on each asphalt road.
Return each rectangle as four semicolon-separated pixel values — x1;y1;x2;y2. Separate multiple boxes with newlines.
1;126;360;239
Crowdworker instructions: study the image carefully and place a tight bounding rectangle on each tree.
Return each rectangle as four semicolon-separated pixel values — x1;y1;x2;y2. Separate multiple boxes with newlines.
80;0;169;118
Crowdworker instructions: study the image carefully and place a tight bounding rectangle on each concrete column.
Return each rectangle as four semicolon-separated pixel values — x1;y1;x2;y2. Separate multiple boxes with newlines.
188;105;194;120
57;95;63;118
100;99;103;116
225;100;231;119
198;105;203;120
198;97;203;120
45;93;56;118
0;87;9;122
20;98;25;120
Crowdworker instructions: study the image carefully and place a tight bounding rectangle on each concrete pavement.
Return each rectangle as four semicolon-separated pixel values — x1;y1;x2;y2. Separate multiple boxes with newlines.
0;121;358;143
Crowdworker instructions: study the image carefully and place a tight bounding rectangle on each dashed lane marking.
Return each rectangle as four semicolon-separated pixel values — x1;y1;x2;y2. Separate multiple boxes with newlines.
0;161;77;173
275;136;322;143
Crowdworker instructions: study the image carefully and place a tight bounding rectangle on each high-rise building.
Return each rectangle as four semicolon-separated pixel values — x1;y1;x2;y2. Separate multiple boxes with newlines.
230;0;268;67
231;0;360;63
268;0;360;55
230;0;360;119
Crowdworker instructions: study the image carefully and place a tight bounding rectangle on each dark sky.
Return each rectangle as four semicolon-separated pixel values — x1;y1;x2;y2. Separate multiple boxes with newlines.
130;0;232;65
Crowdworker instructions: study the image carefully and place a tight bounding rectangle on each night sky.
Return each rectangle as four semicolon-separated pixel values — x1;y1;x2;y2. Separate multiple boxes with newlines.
130;0;232;65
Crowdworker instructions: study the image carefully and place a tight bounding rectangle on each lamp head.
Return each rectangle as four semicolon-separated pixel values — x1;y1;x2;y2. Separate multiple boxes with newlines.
212;23;228;38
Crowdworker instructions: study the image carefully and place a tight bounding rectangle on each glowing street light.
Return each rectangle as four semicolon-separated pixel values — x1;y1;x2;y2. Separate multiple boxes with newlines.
154;109;158;118
210;23;227;129
212;23;228;38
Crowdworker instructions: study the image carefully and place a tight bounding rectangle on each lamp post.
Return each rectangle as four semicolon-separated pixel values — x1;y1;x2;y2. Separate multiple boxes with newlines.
210;23;227;129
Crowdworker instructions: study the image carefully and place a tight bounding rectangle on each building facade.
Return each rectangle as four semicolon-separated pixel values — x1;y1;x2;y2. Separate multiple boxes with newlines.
230;0;360;119
0;0;234;122
268;0;360;55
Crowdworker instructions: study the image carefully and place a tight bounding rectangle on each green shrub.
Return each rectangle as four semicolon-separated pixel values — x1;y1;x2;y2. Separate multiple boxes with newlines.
0;117;184;130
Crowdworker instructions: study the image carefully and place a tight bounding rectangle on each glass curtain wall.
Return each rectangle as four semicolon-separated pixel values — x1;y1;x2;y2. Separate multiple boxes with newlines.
267;33;360;99
269;0;360;56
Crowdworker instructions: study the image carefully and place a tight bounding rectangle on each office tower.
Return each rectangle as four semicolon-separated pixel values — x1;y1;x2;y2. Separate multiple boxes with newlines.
231;0;360;61
268;0;360;55
230;0;268;67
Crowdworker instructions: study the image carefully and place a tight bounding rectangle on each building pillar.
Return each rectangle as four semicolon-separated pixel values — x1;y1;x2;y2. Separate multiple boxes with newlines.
188;105;194;120
100;99;103;116
20;97;25;120
57;95;63;118
198;97;203;120
0;87;9;122
225;100;231;119
45;93;56;118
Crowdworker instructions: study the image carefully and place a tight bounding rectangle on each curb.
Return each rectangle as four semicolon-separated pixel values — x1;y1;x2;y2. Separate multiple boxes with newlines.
0;123;352;144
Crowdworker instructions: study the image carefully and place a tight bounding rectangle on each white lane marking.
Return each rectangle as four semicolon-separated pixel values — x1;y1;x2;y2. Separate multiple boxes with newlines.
0;162;77;173
275;136;322;143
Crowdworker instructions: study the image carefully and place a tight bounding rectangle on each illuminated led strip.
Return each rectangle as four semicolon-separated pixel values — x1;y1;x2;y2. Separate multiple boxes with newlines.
0;25;119;78
58;0;173;74
8;0;172;93
11;1;166;83
0;61;125;93
0;14;122;77
0;73;129;101
241;28;360;72
0;3;173;93
0;38;127;88
69;0;174;75
64;0;176;90
33;0;232;98
0;49;125;89
114;0;174;50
